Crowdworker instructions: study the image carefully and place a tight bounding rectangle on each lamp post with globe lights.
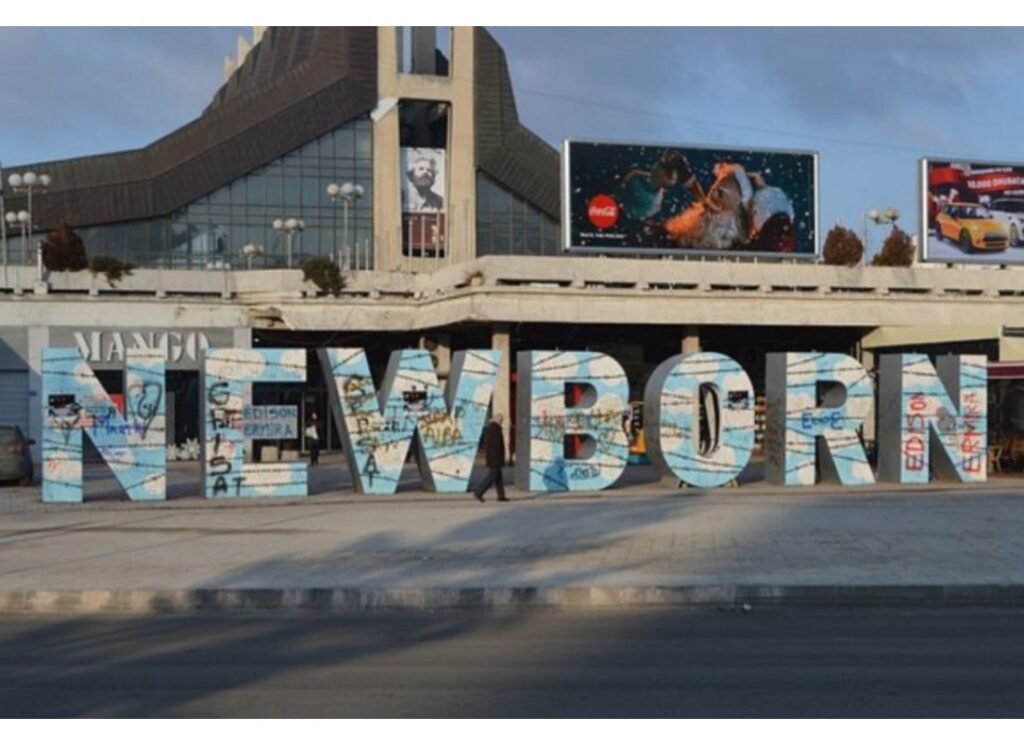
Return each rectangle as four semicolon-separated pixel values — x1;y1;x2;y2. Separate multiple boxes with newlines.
6;170;51;266
4;211;30;267
863;207;901;255
241;242;265;271
272;218;304;269
326;181;363;270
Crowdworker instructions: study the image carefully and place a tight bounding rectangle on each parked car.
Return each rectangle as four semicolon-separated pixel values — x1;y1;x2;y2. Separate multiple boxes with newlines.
936;202;1010;253
0;424;34;486
988;197;1024;247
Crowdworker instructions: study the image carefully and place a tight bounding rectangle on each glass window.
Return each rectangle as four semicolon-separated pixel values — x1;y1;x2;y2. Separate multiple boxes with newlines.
302;177;322;209
62;117;373;268
335;127;354;159
476;173;559;258
266;175;284;207
209;185;229;209
246;172;265;207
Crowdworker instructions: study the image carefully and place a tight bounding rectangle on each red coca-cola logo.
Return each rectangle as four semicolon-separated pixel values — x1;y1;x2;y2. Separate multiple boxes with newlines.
587;194;619;229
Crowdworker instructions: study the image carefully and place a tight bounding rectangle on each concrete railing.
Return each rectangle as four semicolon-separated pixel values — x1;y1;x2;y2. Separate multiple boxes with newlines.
3;255;1024;303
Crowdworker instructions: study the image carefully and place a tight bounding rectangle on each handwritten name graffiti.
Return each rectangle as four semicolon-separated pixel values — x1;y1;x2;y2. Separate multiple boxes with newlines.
41;348;991;502
880;354;988;484
201;349;308;500
904;391;928;473
962;392;984;474
764;352;875;487
42;348;166;503
320;348;500;495
241;405;299;440
515;351;631;492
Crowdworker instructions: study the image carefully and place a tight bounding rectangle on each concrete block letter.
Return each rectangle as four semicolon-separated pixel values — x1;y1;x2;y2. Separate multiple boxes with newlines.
765;352;874;486
515;351;629;492
42;347;166;502
878;354;987;483
202;348;307;499
321;348;500;494
644;352;755;488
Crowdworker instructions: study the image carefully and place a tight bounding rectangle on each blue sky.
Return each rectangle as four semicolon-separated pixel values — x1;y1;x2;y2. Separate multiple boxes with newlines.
2;27;1024;254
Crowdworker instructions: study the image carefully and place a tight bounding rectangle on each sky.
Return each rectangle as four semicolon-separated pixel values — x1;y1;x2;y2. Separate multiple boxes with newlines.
2;26;1024;255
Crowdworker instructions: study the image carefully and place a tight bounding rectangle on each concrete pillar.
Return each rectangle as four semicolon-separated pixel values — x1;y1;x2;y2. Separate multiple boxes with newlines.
491;324;511;461
860;347;877;448
233;327;254;460
26;325;50;474
374;27;477;271
419;333;451;384
682;325;700;354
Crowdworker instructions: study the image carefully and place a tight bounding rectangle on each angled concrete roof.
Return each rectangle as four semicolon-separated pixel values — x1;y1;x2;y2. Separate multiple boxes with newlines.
7;26;560;229
6;27;378;229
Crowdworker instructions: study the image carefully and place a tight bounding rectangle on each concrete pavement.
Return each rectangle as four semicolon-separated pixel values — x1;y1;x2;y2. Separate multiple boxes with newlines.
3;455;1024;611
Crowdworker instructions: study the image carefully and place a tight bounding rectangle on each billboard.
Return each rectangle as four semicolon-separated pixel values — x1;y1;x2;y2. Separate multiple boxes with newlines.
563;140;818;257
401;146;446;257
922;158;1024;264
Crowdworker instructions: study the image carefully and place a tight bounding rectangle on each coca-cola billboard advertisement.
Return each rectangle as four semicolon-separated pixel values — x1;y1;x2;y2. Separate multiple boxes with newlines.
563;140;818;257
923;158;1024;264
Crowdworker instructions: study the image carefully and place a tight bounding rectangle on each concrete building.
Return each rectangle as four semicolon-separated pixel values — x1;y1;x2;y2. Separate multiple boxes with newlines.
3;26;1024;474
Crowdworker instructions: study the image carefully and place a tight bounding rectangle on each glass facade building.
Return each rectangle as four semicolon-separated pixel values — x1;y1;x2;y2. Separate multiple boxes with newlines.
475;174;560;257
69;118;374;270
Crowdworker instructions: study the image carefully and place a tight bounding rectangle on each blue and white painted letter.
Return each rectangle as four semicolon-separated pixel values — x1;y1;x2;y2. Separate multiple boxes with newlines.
320;348;500;494
765;352;874;486
514;351;629;492
42;347;166;502
878;354;987;483
202;348;307;498
644;352;755;488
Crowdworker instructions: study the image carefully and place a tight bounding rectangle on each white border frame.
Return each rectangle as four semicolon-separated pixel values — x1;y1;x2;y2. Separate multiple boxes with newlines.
561;137;821;261
920;155;1024;264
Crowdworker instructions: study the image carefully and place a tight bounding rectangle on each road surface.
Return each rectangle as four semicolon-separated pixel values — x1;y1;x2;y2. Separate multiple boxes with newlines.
2;608;1023;717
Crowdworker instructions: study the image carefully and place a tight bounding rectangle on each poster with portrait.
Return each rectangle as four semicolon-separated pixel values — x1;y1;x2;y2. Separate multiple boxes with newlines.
401;147;447;257
922;158;1024;264
563;140;818;257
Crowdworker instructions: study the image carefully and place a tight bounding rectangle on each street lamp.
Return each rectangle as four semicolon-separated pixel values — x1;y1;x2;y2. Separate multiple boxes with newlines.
241;242;265;271
4;169;51;268
272;217;304;268
863;207;900;254
326;181;364;270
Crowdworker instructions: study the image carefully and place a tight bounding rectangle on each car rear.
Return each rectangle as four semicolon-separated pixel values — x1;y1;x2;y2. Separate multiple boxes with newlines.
0;425;33;486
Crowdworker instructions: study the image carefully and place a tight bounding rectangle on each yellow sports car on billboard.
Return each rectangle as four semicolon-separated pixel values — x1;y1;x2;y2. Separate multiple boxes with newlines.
936;202;1010;252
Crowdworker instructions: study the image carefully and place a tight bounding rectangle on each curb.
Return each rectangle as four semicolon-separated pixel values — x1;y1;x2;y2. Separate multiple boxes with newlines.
4;585;1024;614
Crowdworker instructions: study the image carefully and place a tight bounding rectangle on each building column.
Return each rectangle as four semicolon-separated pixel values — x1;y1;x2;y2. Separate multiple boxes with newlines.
860;346;877;449
419;333;452;384
682;325;700;355
491;323;511;462
26;325;50;473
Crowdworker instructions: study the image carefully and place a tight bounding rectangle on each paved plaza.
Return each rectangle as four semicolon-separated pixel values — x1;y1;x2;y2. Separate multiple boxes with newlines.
2;455;1024;610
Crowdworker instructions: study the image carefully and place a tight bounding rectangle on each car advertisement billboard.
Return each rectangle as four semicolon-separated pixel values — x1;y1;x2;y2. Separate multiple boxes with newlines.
923;158;1024;264
563;140;818;257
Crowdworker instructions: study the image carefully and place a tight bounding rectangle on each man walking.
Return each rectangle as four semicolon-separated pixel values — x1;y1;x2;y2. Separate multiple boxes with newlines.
473;413;507;503
305;410;321;467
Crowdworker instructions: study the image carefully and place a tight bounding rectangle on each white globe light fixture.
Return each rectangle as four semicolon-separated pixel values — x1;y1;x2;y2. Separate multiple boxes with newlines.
325;180;364;270
2;169;52;270
272;217;304;269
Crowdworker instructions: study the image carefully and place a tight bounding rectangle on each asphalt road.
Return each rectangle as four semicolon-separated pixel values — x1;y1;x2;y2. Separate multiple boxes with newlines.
2;608;1024;717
